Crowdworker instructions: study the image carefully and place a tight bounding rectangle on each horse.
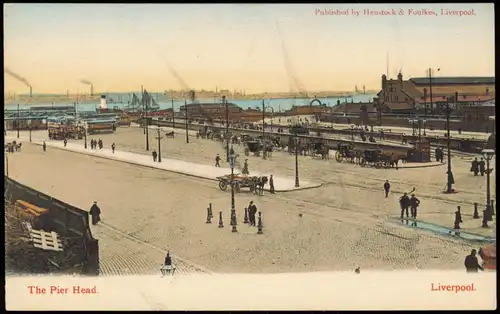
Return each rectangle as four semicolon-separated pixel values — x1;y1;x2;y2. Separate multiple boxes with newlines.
165;131;175;138
252;176;268;195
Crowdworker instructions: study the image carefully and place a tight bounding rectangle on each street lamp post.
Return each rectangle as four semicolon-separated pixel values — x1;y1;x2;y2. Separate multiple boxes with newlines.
5;153;9;177
29;124;32;143
224;96;229;161
229;152;237;232
17;104;20;139
83;122;88;149
422;119;427;136
262;103;275;160
294;134;300;187
184;98;189;144
350;125;355;141
444;95;455;193
482;149;495;221
155;123;163;163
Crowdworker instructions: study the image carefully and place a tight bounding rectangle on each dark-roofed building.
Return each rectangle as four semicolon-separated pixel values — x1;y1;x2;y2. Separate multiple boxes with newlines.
374;73;495;116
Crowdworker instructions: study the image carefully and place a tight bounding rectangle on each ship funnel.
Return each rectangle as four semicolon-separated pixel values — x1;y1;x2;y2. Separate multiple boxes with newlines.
100;95;107;109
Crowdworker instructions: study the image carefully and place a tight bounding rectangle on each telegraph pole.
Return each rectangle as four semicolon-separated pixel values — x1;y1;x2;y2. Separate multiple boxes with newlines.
17;104;20;138
155;122;163;163
184;98;189;144
172;96;175;129
444;93;456;193
145;91;150;151
224;96;229;161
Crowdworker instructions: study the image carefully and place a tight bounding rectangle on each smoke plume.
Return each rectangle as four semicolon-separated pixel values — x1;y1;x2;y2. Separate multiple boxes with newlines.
4;68;31;88
80;79;92;85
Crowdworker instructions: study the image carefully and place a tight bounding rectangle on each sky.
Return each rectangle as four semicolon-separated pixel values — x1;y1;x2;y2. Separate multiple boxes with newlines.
3;3;495;94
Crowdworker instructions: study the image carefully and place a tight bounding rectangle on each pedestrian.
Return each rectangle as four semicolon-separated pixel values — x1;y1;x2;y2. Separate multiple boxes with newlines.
164;250;172;266
248;201;257;226
464;249;484;273
63;139;67;147
383;180;390;197
111;142;116;154
399;192;410;219
454;206;463;229
89;201;101;225
409;194;420;219
229;145;235;156
471;158;479;176
215;154;221;167
90;139;95;150
152;150;158;162
242;159;249;175
42;141;46;152
98;139;103;150
269;175;275;194
478;158;485;176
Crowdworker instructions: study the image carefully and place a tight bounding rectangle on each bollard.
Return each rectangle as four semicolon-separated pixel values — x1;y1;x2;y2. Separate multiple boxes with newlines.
209;203;213;218
257;211;263;234
206;208;212;224
218;211;224;228
473;203;479;219
243;207;249;224
231;214;238;233
486;204;493;222
491;200;495;216
481;210;488;228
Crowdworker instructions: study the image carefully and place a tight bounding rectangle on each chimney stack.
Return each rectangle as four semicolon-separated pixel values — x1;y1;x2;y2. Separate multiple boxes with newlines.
90;84;94;97
29;86;32;98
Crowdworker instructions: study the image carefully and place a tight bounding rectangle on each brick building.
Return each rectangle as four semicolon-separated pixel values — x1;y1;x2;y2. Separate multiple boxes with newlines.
374;73;495;116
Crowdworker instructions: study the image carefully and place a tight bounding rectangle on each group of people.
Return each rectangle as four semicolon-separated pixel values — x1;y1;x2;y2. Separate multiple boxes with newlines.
399;192;421;219
383;180;422;219
470;157;487;176
90;138;104;150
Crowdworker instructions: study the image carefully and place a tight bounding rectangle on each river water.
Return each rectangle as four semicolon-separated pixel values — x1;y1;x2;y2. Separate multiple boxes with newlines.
4;93;377;112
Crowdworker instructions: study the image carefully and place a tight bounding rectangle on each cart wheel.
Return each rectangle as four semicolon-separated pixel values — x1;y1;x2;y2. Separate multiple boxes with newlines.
219;180;228;191
335;151;342;162
359;157;366;167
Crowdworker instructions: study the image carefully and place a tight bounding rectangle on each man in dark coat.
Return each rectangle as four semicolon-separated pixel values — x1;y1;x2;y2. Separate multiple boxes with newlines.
471;158;479;176
454;206;463;229
215;154;221;167
164;251;172;266
464;249;484;272
383;180;391;198
478;158;486;176
42;141;46;152
63;139;67;147
409;194;420;219
399;193;410;219
89;201;101;225
111;142;116;154
152;150;157;162
248;201;257;226
269;175;275;194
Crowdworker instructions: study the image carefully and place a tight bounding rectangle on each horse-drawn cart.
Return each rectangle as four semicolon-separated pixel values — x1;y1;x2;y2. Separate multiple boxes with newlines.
335;144;357;163
244;140;262;156
216;174;256;193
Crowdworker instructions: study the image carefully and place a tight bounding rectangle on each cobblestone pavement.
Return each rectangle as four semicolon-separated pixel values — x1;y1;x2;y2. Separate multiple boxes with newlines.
7;143;492;273
92;223;209;276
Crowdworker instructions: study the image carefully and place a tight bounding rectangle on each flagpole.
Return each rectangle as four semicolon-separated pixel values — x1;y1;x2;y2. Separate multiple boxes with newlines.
141;85;145;134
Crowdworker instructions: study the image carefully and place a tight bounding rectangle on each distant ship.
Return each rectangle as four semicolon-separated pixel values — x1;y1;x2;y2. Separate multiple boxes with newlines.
122;91;160;113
